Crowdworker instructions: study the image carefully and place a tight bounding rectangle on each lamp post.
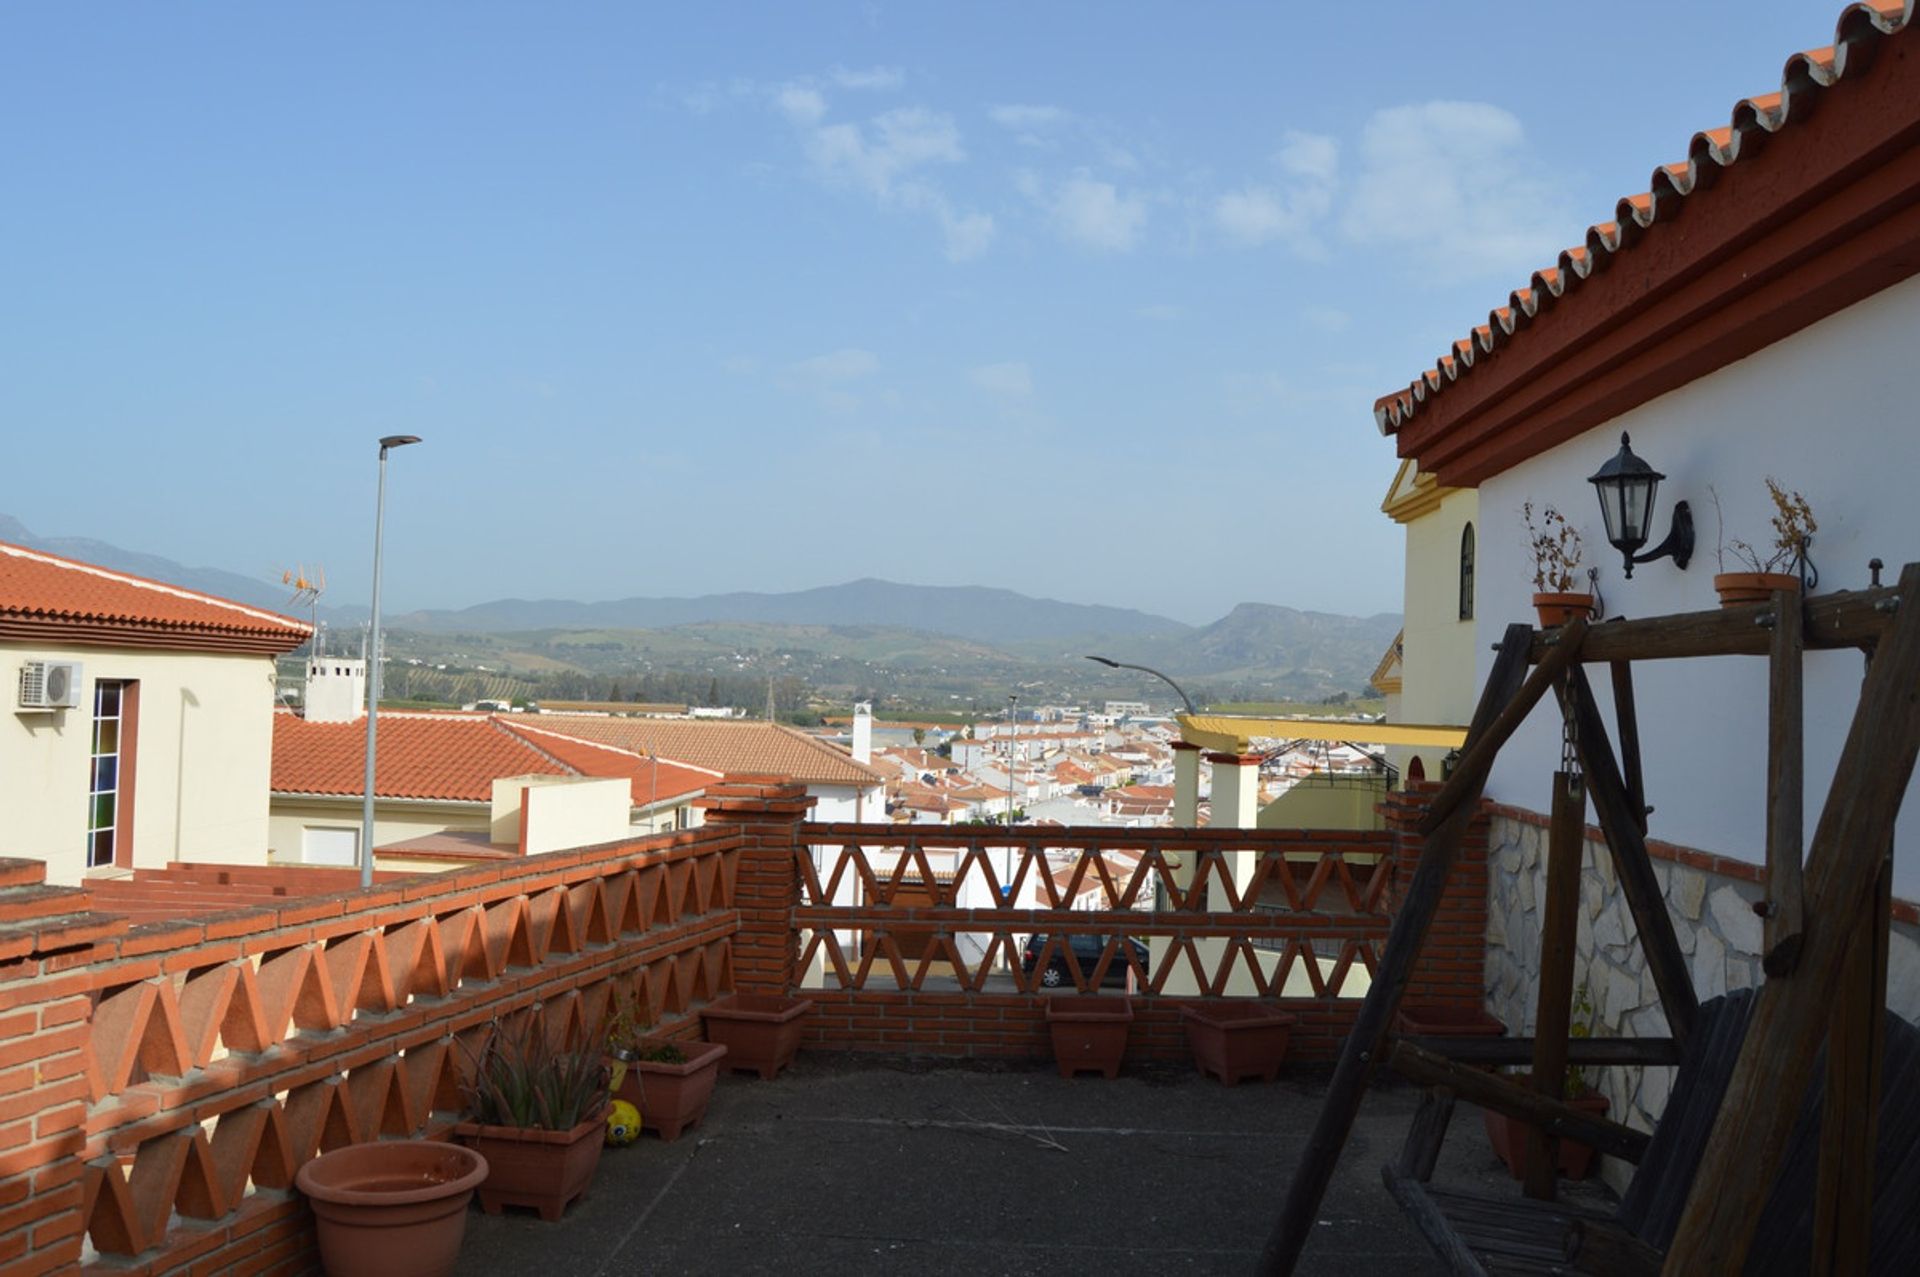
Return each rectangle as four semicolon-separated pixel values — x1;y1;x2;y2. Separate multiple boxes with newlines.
1083;655;1198;716
360;434;421;889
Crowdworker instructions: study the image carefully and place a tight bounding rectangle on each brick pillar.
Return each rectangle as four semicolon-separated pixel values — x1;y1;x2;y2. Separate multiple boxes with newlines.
695;776;812;996
1381;784;1491;1008
0;859;123;1274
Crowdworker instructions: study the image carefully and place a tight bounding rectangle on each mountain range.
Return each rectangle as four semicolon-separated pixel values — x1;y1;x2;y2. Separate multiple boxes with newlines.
0;514;1400;695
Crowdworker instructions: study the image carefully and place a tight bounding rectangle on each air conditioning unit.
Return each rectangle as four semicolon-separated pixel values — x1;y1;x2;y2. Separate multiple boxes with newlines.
17;661;83;711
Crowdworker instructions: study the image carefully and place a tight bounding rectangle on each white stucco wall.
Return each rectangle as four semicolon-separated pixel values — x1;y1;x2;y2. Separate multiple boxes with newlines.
267;798;486;863
1476;272;1920;899
2;645;279;883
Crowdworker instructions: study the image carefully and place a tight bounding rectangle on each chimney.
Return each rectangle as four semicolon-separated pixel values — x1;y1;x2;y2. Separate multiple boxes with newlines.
852;701;873;764
303;657;367;724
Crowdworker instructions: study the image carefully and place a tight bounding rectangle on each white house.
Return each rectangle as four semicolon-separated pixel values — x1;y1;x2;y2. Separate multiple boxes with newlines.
1372;0;1920;1140
1;540;311;883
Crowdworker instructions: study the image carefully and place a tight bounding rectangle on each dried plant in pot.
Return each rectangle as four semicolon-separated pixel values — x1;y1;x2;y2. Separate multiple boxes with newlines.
1710;480;1816;607
1524;502;1594;627
605;988;728;1141
295;1140;488;1277
455;1018;609;1220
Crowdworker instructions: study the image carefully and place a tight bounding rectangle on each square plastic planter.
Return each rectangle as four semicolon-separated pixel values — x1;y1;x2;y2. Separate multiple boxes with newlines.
1045;995;1134;1079
610;1038;729;1141
1394;1004;1506;1038
702;994;815;1080
455;1107;607;1222
1180;1003;1297;1085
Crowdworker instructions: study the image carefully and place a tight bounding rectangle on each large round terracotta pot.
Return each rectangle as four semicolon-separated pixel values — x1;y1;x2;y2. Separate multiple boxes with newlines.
295;1139;488;1277
1713;571;1799;608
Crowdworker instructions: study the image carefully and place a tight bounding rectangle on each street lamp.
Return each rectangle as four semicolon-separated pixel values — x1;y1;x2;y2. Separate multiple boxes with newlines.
1083;655;1198;716
360;434;421;889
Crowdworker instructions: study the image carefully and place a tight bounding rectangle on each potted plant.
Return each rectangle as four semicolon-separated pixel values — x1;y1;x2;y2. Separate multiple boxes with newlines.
702;992;816;1080
295;1140;488;1277
1711;479;1815;606
1524;502;1593;627
1180;1001;1296;1085
455;1019;609;1220
1482;982;1610;1180
1045;994;1133;1078
605;988;728;1141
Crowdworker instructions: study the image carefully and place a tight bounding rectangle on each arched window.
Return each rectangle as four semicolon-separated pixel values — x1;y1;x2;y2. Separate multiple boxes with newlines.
1459;522;1476;620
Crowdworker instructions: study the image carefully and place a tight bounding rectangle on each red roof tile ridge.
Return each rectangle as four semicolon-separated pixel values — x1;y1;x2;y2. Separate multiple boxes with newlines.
1373;0;1915;436
0;538;312;635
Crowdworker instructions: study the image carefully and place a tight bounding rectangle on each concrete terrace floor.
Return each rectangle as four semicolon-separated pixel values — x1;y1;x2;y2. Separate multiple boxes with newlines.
456;1053;1617;1276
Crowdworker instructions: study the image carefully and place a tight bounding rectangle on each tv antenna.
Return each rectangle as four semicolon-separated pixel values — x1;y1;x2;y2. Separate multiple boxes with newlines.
280;564;327;655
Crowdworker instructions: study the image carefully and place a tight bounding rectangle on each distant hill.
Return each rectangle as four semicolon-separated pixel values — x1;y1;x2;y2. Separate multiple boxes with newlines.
0;514;300;616
388;579;1193;646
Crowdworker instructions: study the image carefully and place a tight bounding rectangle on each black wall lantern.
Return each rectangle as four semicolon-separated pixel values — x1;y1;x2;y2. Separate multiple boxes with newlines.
1587;432;1693;579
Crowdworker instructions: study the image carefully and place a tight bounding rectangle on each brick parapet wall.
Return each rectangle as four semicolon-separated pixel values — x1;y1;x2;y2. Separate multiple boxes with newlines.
0;824;742;1276
1381;785;1492;1010
697;776;811;997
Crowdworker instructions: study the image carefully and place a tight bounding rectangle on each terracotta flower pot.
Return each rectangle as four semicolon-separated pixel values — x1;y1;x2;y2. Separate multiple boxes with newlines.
1483;1091;1610;1181
455;1106;607;1221
1045;994;1133;1079
1180;1003;1296;1085
702;994;815;1080
1393;1004;1506;1039
1713;571;1800;608
610;1038;728;1141
295;1139;488;1277
1533;592;1595;628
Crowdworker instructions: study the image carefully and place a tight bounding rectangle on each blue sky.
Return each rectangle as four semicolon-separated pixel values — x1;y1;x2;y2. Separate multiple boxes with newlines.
0;2;1838;623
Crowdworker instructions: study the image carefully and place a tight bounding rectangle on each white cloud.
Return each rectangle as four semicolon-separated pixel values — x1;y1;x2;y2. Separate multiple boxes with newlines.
989;104;1068;131
831;65;905;91
1340;101;1573;281
1027;172;1148;252
971;361;1033;398
789;348;879;383
780;96;994;261
1213;130;1338;251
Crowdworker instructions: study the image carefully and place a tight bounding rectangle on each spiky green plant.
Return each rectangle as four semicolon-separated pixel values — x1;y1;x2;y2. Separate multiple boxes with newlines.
463;1019;609;1131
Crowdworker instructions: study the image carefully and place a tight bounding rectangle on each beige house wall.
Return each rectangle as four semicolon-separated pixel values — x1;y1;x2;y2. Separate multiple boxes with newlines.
1394;482;1479;781
267;797;486;864
1258;776;1386;831
2;644;278;884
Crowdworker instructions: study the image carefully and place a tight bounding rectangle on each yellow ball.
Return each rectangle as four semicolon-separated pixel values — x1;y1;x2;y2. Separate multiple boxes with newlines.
605;1099;642;1146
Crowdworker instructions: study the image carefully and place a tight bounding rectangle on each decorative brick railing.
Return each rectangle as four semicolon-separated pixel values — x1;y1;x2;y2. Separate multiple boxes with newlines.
0;775;1489;1273
0;818;746;1275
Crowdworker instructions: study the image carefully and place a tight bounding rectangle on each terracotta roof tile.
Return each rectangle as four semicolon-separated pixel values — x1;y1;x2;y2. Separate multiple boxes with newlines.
1376;0;1914;436
271;711;718;804
0;540;310;648
521;715;888;788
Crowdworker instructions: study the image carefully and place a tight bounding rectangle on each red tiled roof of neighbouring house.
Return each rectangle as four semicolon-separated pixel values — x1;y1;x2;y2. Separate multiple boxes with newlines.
498;720;720;807
522;714;888;788
0;540;311;654
272;710;719;804
1374;2;1919;485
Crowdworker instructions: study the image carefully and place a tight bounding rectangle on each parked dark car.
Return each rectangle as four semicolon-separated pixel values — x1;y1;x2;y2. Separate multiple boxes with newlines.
1021;932;1150;988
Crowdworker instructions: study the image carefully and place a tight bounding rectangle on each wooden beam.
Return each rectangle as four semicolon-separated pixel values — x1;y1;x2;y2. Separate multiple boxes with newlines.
1565;667;1699;1045
1662;563;1920;1275
1610;661;1647;835
1809;852;1890;1276
1380;1167;1492;1277
1262;623;1535;1275
1419;617;1589;837
1524;769;1587;1201
1397;1036;1682;1067
1764;588;1806;976
1395;1086;1457;1183
1524;583;1896;664
1387;1041;1652;1164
